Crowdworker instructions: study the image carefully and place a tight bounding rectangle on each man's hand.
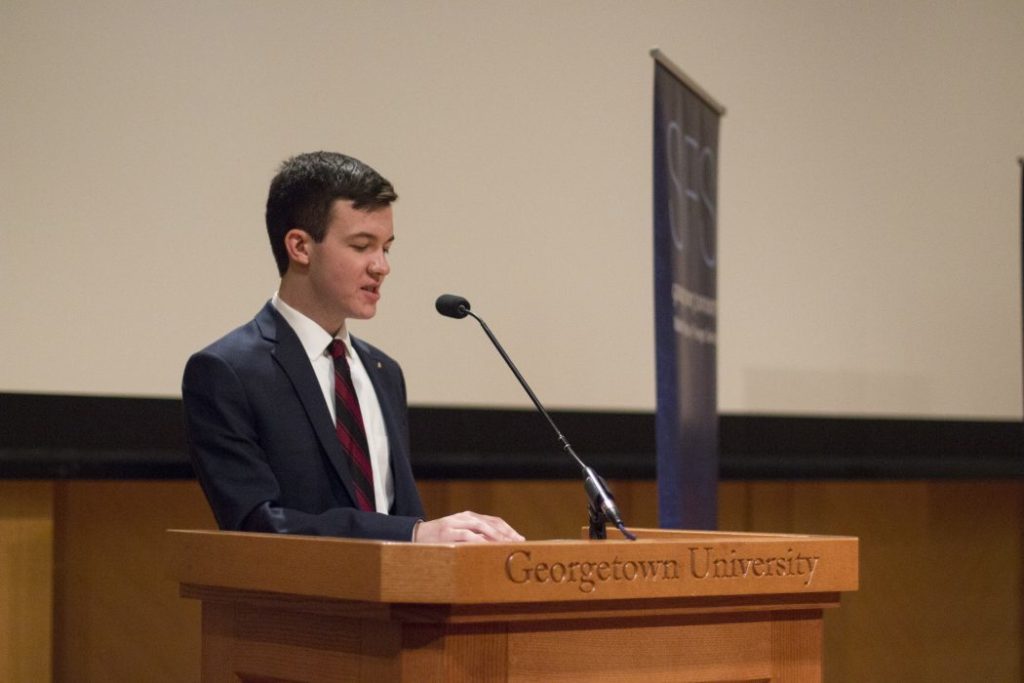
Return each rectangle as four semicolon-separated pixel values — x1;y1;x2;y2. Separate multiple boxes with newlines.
413;511;524;543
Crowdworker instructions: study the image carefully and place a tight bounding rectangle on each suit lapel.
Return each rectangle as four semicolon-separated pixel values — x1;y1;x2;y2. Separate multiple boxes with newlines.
352;337;400;448
256;303;362;507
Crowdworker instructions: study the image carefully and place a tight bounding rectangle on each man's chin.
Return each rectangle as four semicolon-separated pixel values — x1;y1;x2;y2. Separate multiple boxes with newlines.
349;306;378;321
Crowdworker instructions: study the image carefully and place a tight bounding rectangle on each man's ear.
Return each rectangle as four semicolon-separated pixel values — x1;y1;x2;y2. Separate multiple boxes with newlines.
284;228;313;267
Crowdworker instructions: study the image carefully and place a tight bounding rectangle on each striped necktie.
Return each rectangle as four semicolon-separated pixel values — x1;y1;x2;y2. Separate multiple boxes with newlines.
327;339;376;512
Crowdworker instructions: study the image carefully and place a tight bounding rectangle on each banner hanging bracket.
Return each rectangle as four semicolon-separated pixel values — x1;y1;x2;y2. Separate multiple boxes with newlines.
650;47;727;117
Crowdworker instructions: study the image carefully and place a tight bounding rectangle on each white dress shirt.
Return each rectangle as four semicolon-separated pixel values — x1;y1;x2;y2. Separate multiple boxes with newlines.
271;293;394;513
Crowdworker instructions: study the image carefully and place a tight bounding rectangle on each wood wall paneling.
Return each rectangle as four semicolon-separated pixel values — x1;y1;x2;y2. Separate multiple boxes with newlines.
18;478;1022;682
0;481;54;683
52;480;215;683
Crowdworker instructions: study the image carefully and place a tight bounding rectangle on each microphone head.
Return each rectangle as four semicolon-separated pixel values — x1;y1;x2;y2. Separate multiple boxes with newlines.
435;294;471;319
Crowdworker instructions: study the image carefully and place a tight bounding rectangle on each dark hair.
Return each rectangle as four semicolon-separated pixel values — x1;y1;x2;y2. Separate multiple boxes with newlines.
265;151;398;276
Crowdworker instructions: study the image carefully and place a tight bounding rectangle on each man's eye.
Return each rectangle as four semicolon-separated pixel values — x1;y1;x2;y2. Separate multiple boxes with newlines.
352;244;369;251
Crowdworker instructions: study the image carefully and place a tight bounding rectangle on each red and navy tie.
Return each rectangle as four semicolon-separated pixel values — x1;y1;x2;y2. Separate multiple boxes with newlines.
328;340;376;512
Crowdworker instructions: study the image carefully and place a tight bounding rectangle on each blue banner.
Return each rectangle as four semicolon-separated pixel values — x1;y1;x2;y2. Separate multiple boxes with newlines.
653;59;721;530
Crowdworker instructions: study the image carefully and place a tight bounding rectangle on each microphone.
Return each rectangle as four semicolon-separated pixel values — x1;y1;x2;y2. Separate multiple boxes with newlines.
435;293;636;541
435;294;471;319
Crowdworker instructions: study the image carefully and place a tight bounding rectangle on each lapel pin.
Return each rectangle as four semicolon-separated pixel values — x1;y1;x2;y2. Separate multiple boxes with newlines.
376;361;382;369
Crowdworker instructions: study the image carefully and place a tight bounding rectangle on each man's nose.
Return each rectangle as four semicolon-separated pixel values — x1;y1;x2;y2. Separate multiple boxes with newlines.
370;251;390;275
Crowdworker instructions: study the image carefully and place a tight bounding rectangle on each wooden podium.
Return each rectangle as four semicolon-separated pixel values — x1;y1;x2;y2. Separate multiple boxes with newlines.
167;528;858;682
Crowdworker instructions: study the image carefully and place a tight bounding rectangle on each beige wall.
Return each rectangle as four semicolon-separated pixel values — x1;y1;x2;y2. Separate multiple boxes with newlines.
2;0;1022;419
2;478;1020;682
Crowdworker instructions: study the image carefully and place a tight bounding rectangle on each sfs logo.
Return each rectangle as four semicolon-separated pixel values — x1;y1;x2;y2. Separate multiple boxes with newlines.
666;120;717;269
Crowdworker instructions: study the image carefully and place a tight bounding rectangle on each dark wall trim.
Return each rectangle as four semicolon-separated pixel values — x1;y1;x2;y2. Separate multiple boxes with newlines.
1;393;1021;480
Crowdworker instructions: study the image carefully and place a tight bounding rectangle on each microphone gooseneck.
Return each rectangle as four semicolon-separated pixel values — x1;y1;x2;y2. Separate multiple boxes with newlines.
434;293;636;541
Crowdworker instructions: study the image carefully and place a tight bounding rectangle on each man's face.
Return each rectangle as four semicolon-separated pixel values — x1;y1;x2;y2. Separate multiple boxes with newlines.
305;199;394;327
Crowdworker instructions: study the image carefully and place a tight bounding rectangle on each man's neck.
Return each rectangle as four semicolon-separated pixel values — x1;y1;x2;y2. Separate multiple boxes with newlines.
277;278;345;337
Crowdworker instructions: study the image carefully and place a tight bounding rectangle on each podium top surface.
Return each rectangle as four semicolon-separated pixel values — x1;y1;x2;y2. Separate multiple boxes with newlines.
167;528;857;605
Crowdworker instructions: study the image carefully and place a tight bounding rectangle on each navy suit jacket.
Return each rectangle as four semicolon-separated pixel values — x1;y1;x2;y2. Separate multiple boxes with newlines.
182;302;425;540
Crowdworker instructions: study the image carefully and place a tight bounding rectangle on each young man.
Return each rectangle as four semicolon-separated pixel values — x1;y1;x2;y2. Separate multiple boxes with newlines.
183;151;522;543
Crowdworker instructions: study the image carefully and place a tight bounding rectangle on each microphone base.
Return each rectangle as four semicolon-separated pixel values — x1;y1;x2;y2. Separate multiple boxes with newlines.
588;504;607;540
588;504;638;541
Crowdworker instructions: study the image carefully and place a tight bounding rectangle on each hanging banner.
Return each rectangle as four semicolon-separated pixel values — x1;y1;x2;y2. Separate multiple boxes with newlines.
652;50;724;530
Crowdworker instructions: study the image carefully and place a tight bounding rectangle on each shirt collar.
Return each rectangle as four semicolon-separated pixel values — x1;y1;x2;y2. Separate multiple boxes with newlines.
271;293;353;361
